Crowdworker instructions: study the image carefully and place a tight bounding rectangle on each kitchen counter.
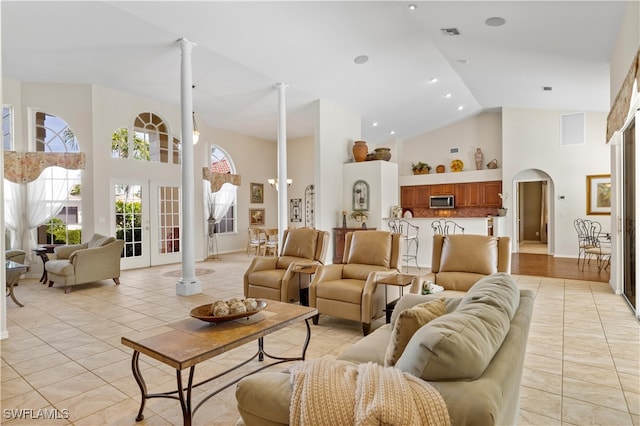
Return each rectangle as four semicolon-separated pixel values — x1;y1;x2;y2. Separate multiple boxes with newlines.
384;216;508;271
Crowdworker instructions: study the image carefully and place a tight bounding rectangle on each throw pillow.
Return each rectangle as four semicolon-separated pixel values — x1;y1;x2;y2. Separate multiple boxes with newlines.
384;298;446;367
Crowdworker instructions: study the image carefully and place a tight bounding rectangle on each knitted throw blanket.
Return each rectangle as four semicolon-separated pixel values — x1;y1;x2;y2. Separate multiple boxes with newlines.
288;357;451;426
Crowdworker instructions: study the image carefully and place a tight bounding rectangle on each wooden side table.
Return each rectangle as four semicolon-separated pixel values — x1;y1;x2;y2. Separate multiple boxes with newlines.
291;263;318;306
377;273;414;323
33;246;55;284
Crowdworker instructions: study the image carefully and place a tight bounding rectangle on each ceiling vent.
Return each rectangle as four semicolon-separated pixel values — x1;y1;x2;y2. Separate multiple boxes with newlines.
543;86;553;91
441;28;460;36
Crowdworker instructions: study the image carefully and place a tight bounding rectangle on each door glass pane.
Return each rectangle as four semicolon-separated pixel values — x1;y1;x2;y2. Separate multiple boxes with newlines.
115;184;143;258
158;185;181;254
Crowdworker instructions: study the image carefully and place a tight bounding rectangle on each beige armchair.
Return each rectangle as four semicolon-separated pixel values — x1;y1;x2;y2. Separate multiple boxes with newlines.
45;233;124;293
310;230;401;335
411;234;511;294
6;250;26;264
244;228;329;303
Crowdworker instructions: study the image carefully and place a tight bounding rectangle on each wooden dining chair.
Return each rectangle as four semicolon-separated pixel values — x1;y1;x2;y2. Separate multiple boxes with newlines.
247;228;265;256
262;228;279;256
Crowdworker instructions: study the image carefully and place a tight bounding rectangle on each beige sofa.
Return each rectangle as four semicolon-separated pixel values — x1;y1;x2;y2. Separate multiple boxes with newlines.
235;273;535;426
45;233;124;293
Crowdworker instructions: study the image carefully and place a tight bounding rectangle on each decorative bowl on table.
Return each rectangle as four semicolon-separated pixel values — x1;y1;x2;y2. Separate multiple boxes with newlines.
190;298;267;323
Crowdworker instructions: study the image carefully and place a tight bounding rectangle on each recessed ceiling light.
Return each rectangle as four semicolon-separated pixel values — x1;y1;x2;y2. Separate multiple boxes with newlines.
429;77;438;83
443;93;452;98
408;4;417;10
485;17;506;27
457;106;464;111
389;130;396;135
456;59;469;65
354;55;369;64
372;122;378;127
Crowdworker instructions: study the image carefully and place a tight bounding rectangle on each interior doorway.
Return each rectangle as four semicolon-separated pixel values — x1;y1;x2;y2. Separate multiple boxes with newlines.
513;170;553;255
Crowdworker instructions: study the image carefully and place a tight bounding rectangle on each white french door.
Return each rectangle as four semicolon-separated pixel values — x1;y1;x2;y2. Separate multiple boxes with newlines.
113;179;182;270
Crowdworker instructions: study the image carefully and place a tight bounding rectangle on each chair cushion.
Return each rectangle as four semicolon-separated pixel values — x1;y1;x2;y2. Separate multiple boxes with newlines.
248;269;286;290
439;235;498;275
384;298;446;367
395;273;519;381
315;279;364;304
342;264;389;280
346;231;391;267
281;229;318;260
45;260;75;276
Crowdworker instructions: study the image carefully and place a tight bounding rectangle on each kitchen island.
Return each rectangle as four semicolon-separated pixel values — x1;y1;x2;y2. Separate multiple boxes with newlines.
384;216;508;271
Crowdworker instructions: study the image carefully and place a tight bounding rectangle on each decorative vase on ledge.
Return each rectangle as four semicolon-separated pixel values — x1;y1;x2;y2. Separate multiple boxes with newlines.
352;140;368;162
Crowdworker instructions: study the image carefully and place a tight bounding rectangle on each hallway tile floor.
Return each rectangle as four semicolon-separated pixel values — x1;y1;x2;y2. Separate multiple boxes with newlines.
1;252;638;425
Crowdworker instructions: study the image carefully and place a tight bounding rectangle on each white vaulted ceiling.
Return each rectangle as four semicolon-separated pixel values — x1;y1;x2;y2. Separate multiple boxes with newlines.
1;1;627;143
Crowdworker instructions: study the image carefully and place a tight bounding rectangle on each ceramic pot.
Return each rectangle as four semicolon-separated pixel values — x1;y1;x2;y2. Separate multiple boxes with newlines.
373;147;391;161
436;165;446;173
352;141;368;162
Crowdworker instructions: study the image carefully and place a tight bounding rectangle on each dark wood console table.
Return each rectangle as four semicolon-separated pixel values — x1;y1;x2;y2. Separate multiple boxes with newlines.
332;227;377;264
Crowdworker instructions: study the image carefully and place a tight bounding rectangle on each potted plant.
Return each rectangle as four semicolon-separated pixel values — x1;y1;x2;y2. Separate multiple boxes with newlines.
411;161;431;175
350;210;369;228
497;193;508;216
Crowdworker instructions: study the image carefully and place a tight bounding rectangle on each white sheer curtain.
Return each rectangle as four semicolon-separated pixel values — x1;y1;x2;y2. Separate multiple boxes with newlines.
203;181;237;232
4;166;80;261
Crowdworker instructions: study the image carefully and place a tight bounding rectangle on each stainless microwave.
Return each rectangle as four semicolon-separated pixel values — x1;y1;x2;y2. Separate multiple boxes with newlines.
429;195;455;209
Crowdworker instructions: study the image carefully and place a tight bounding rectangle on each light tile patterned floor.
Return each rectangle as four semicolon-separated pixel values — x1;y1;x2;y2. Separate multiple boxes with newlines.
1;253;638;425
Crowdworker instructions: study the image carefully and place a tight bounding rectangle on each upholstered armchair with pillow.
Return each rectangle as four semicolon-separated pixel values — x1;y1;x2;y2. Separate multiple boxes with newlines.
244;228;329;303
411;234;511;294
45;233;124;293
310;230;401;335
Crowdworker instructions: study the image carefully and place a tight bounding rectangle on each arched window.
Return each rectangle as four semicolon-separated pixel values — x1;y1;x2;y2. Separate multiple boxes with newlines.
205;145;237;234
35;111;82;244
111;112;181;164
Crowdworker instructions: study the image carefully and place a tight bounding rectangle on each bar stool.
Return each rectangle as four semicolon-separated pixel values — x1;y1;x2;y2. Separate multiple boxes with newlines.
388;219;420;272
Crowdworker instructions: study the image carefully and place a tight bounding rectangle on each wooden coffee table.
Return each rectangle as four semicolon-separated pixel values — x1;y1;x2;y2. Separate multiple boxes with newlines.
121;300;317;426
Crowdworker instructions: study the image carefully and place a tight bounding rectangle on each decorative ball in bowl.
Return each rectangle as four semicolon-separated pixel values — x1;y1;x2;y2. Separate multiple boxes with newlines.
190;298;267;323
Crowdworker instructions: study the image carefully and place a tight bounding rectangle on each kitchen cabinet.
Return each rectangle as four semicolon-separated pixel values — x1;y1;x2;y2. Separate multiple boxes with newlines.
401;186;416;209
482;181;502;207
416;185;431;206
455;183;481;207
430;184;455;195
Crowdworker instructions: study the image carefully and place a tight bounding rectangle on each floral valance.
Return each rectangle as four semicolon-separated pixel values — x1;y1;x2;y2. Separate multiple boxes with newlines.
202;167;241;192
607;48;640;142
4;151;86;184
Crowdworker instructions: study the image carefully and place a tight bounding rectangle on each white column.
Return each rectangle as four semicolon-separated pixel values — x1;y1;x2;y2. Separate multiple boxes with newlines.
0;2;7;339
176;38;201;296
276;83;289;245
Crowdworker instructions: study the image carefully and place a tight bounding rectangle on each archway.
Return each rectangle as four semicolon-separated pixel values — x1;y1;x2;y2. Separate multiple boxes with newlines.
512;169;555;255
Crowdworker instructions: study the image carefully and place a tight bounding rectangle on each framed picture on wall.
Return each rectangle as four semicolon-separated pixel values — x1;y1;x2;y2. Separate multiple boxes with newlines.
586;174;611;215
249;208;265;226
250;183;264;204
290;198;302;222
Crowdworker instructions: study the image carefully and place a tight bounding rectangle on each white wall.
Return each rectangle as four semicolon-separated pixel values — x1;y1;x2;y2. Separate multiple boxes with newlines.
287;135;314;228
502;108;611;258
401;111;502;176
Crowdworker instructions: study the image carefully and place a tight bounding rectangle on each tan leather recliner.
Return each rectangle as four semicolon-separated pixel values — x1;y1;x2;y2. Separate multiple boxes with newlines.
45;233;124;293
411;234;511;294
244;228;329;303
310;230;401;336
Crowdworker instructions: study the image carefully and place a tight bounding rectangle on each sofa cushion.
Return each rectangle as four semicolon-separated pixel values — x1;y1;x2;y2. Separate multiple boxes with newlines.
346;232;391;268
342;264;389;280
45;260;75;276
315;279;364;304
281;229;318;260
395;273;519;381
384;298;446;367
87;233;115;249
248;269;286;290
439;235;498;275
